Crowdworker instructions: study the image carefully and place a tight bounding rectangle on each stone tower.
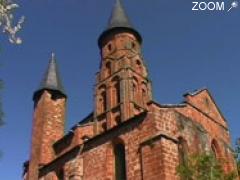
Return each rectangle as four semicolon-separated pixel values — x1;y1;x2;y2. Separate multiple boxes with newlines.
27;54;67;180
94;0;152;133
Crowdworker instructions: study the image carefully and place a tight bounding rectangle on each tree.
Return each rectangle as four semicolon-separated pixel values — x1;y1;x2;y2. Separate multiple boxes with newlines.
0;0;24;125
0;0;24;44
177;152;237;180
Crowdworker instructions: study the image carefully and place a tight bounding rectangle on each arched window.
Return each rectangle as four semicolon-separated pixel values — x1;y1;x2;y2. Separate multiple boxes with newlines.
132;42;136;49
105;62;111;77
132;84;137;101
108;43;112;51
101;91;107;112
112;77;121;106
98;85;107;114
141;82;148;105
132;77;138;102
114;143;126;180
115;82;120;104
211;139;220;159
136;60;142;74
178;137;188;166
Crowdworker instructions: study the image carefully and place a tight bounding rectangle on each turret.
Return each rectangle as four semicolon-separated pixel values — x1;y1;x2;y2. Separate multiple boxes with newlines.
27;53;67;180
94;0;152;133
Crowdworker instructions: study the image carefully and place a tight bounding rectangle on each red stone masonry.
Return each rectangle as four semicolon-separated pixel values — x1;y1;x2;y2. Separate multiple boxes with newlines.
27;90;66;180
25;96;238;179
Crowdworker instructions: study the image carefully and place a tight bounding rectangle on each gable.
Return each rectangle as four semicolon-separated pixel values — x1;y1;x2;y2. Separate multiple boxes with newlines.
184;89;227;128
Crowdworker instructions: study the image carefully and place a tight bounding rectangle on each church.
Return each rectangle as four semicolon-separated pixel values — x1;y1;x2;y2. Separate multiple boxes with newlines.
24;0;237;179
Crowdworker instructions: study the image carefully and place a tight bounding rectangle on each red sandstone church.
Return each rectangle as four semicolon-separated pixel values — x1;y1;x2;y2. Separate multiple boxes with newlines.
23;0;238;179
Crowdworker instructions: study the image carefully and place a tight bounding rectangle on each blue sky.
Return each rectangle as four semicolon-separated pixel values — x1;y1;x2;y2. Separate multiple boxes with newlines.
0;0;239;179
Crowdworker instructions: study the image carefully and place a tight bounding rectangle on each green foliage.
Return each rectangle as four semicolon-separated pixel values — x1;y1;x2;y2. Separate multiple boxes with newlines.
177;153;237;180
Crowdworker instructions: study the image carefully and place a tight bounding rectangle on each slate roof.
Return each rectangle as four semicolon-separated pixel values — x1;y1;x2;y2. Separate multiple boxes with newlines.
108;0;132;29
98;0;142;47
33;53;66;99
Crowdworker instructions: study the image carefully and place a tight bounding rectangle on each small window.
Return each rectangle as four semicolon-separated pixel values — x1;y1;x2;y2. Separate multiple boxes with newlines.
136;60;141;66
105;62;111;77
132;83;137;101
101;91;107;112
98;86;107;114
132;42;136;49
142;88;147;105
115;81;121;104
132;77;138;102
136;60;142;73
112;77;121;106
108;43;112;51
141;82;148;105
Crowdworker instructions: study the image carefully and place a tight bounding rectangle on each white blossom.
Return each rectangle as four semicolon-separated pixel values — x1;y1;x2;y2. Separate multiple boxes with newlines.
0;0;24;44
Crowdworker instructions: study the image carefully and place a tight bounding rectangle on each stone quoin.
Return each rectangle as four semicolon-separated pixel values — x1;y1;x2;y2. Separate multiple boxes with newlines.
23;0;238;179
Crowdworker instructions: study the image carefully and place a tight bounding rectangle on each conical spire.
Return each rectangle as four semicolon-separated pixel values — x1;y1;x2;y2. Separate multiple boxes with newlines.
33;53;66;100
98;0;142;47
107;0;132;29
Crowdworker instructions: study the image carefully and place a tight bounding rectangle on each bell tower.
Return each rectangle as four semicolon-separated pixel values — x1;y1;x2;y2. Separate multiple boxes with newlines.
94;0;152;133
27;53;67;180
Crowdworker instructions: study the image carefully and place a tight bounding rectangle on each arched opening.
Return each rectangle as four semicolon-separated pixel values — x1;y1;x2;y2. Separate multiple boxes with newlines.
114;143;126;180
108;43;112;51
105;62;111;77
136;60;142;74
101;91;107;113
132;84;137;101
178;137;188;166
141;82;148;105
115;82;121;104
211;139;221;159
132;77;138;102
112;76;121;106
132;42;136;49
98;85;107;114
